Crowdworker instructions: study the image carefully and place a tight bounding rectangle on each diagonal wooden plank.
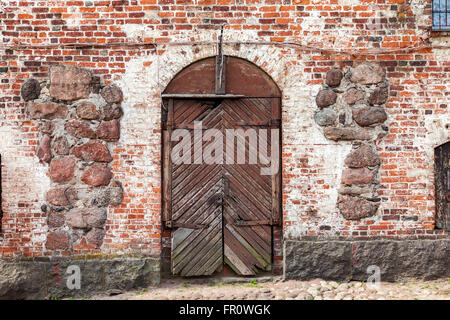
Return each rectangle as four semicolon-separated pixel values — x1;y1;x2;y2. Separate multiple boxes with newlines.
225;165;272;212
172;205;221;262
224;227;261;275
226;186;268;223
173;99;198;121
172;172;222;221
181;231;222;276
172;165;222;216
172;163;217;201
172;219;222;275
175;100;209;125
172;108;223;176
230;222;272;262
224;245;255;276
173;207;222;274
225;225;271;271
227;98;268;122
224;192;272;244
228;161;272;200
181;179;223;224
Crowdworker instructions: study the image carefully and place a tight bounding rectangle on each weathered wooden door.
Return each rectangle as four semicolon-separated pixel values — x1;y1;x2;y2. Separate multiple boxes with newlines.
163;97;281;276
435;141;450;230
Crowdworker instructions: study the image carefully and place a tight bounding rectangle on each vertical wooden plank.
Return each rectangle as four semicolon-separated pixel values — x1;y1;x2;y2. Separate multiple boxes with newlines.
271;167;281;226
271;98;281;226
435;145;443;229
163;99;174;228
0;154;2;232
435;142;450;230
446;144;450;230
271;97;280;121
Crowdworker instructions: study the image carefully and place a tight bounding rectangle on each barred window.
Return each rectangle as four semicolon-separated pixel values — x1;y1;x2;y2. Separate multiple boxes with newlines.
433;0;450;30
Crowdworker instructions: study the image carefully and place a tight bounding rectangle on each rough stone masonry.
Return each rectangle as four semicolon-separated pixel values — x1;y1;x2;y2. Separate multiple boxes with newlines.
0;0;449;299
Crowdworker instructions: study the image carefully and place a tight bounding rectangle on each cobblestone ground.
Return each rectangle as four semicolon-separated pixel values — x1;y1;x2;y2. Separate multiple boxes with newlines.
88;278;450;300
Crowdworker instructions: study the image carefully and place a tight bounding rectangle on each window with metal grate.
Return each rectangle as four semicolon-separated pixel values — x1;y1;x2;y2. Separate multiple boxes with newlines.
433;0;450;30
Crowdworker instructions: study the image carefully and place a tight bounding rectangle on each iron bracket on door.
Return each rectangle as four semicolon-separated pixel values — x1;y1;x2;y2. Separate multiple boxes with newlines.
172;222;209;229
270;119;281;128
232;219;272;226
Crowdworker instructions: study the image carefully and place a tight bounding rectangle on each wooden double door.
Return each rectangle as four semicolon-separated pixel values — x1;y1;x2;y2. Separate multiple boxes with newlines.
162;97;281;276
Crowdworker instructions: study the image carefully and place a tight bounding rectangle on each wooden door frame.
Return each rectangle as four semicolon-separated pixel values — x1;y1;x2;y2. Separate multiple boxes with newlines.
435;141;450;230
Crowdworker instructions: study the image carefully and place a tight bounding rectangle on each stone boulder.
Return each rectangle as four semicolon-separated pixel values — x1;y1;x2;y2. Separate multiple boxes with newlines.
369;85;389;106
49;65;91;101
314;108;337;126
28;102;68;120
49;157;76;183
86;228;106;248
350;63;385;85
97;120;120;141
341;167;374;185
47;210;65;228
325;69;343;87
337;186;373;196
323;127;371;141
81;164;112;187
36;134;52;163
46;231;70;250
46;186;78;207
316;89;337;108
65;120;96;139
101;104;123;121
337;195;379;220
66;207;107;229
21;78;41;101
72;141;112;163
108;183;124;206
353;107;387;126
76;101;100;120
342;88;364;105
40;122;55;135
91;184;124;207
101;84;123;104
344;144;381;168
53;136;71;155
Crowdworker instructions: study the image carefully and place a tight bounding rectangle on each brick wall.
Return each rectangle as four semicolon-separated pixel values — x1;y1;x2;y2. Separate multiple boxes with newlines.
0;0;449;260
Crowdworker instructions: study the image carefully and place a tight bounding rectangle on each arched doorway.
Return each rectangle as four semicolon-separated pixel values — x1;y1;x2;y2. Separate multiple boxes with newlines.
161;56;282;276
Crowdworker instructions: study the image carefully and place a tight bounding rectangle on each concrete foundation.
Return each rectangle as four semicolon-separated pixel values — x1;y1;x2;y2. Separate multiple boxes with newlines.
0;257;160;300
283;239;450;282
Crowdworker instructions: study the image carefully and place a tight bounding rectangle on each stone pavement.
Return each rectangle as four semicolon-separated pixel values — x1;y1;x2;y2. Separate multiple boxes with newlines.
86;277;450;300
